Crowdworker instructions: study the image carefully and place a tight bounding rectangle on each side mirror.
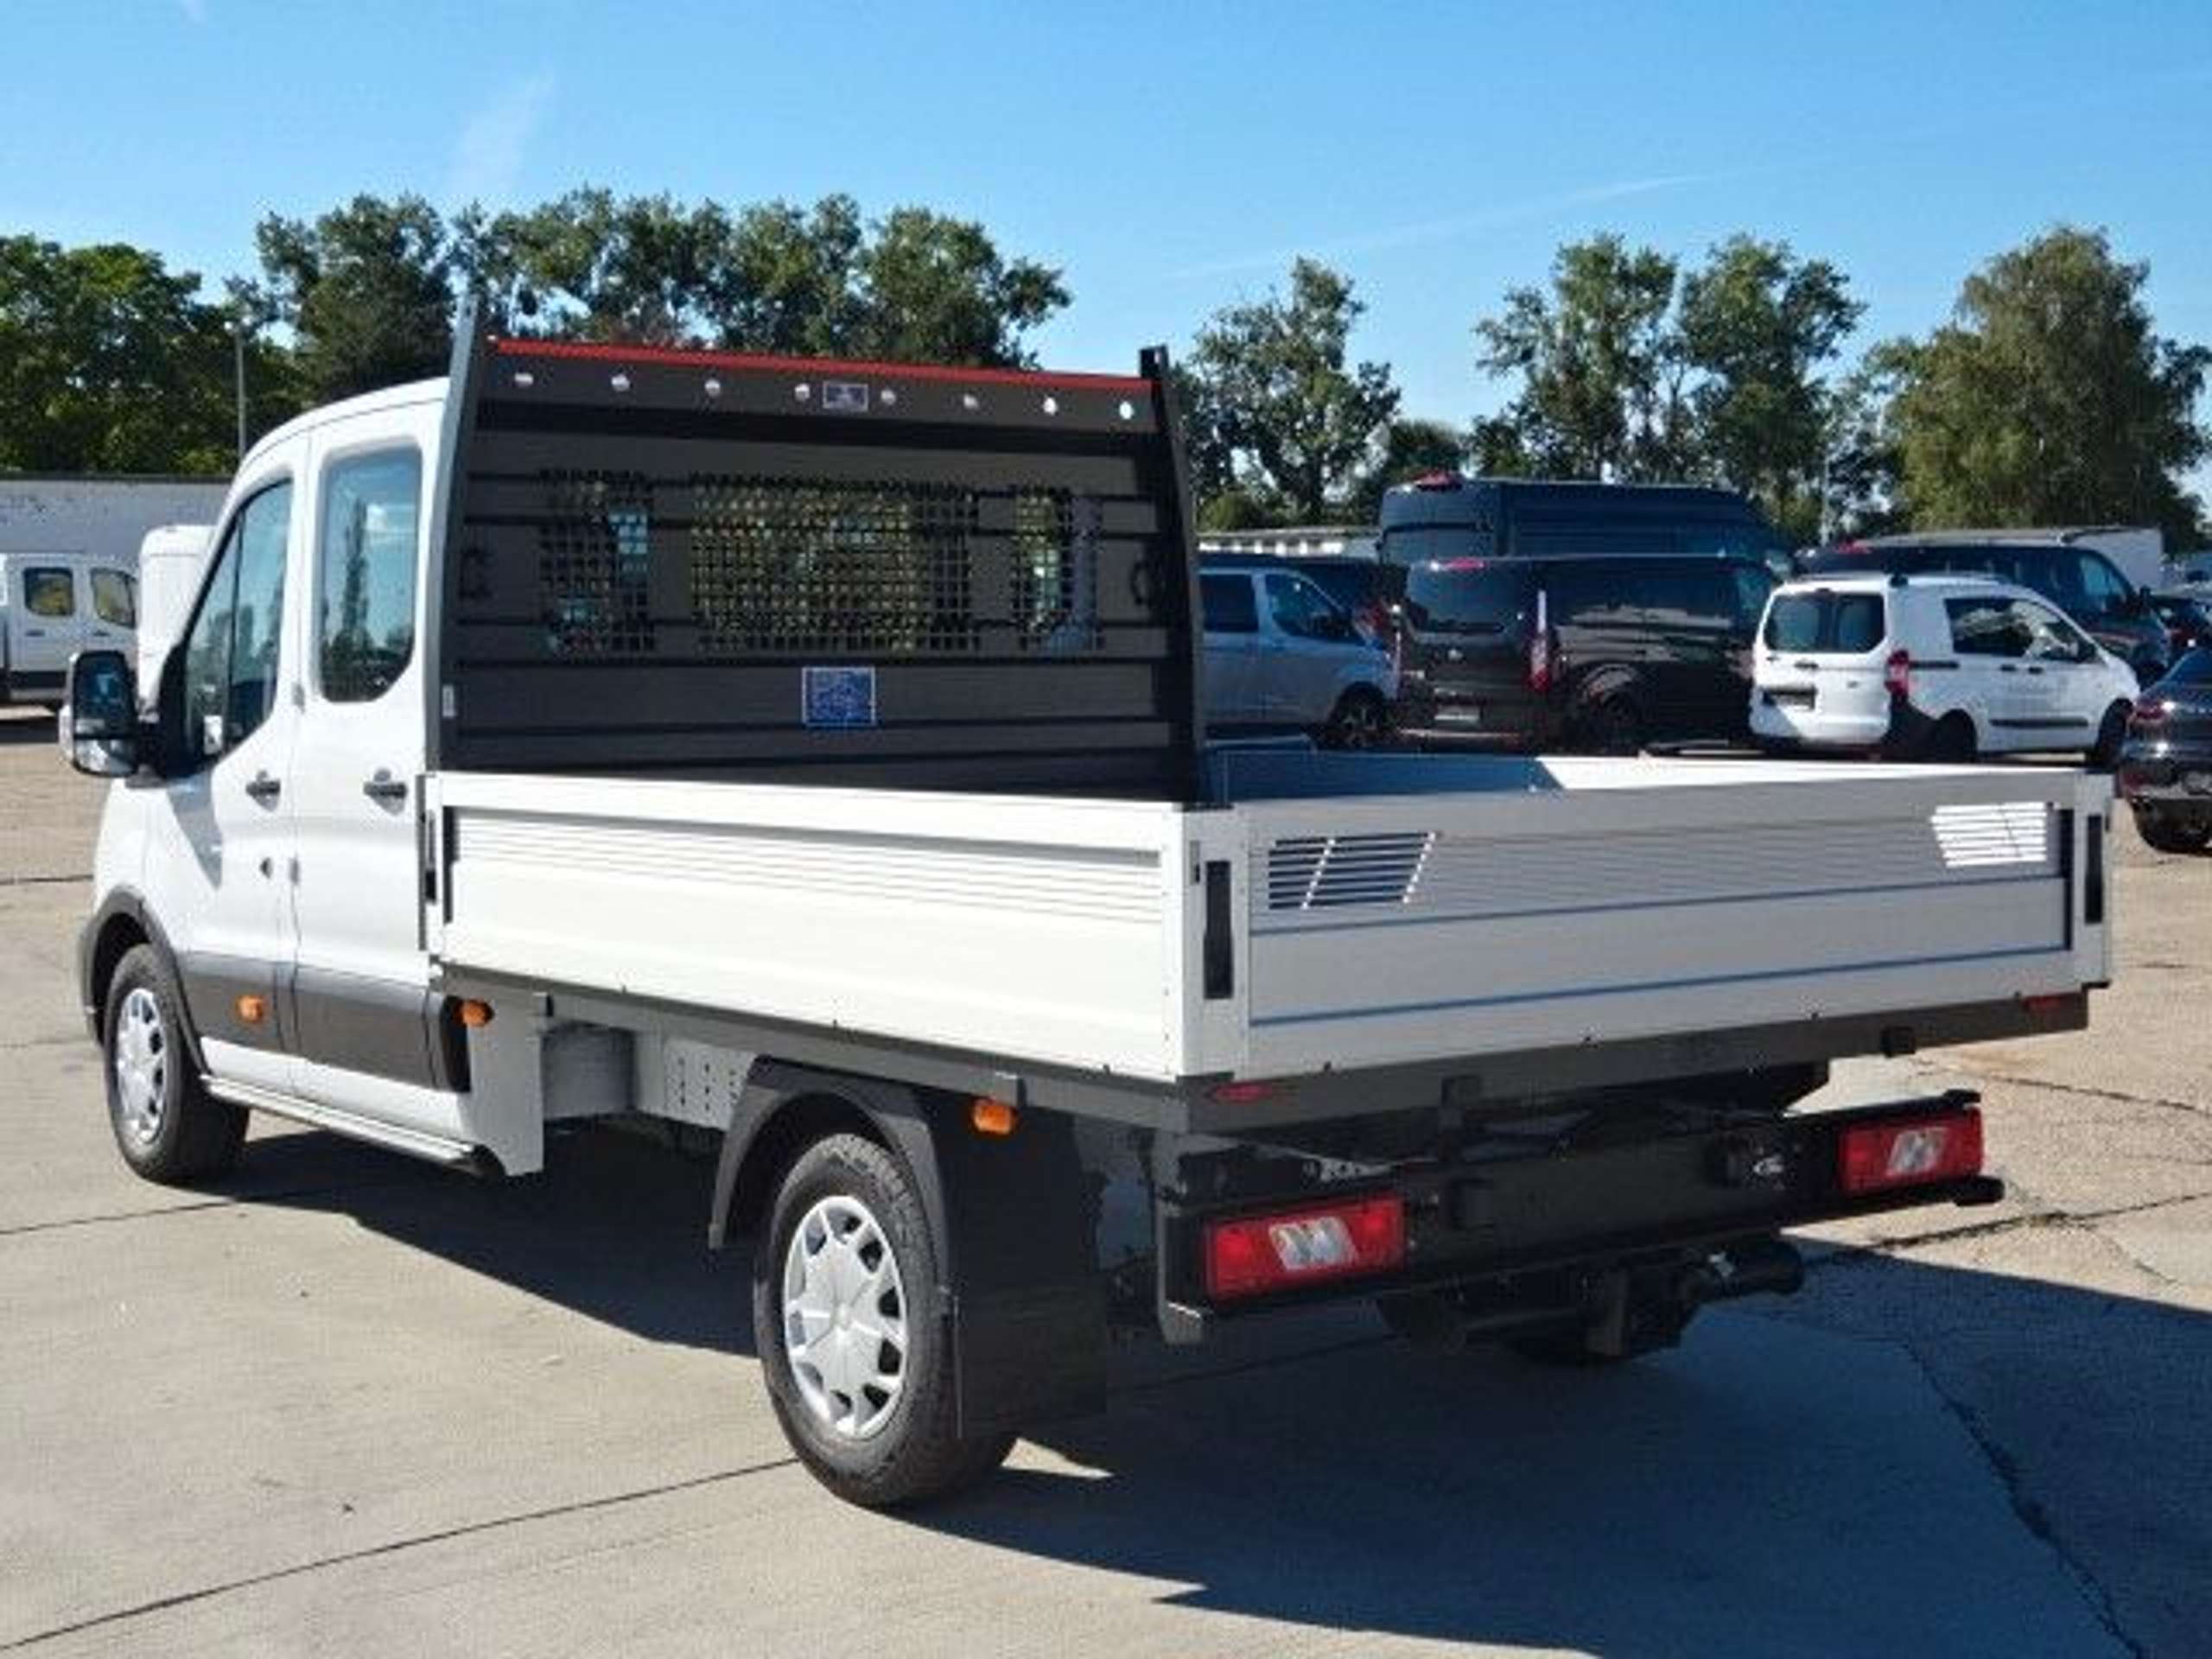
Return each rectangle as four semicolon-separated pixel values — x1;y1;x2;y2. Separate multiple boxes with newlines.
59;649;141;778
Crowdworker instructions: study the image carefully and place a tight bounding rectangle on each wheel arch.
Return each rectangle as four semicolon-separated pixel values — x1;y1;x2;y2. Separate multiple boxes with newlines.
709;1059;1106;1436
79;889;176;1046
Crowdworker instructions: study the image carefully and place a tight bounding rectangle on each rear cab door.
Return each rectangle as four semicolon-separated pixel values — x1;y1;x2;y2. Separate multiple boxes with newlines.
285;397;456;1122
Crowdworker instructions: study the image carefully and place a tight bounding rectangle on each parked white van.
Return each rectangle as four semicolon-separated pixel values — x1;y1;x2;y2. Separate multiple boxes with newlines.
1;551;139;707
1751;573;2139;765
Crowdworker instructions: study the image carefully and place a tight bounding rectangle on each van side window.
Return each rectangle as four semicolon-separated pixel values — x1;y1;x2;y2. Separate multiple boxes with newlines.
1945;595;2025;658
181;483;292;764
2017;600;2093;663
2075;553;2133;616
22;567;73;618
91;569;137;627
1263;573;1344;640
318;448;423;702
1200;574;1257;634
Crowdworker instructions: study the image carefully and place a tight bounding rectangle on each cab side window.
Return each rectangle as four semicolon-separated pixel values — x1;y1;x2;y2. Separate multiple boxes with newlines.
2075;553;2133;619
1264;573;1346;641
2018;600;2094;663
1946;595;2025;658
22;567;74;618
180;483;292;766
317;448;423;702
91;568;137;627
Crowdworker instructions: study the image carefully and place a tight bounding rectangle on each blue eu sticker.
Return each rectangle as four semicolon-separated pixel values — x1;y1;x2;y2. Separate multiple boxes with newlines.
802;665;877;729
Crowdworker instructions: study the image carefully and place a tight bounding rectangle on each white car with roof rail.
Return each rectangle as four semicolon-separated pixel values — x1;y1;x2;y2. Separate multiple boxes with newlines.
1751;572;2139;765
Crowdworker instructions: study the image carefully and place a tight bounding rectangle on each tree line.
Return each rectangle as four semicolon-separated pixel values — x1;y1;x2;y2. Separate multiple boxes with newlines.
2;193;2204;547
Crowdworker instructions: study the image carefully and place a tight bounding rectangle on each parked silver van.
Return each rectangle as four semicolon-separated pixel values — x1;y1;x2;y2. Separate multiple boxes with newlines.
1200;564;1398;746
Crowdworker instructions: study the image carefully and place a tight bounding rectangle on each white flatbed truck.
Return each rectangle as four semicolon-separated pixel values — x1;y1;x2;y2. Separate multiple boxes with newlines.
60;321;2113;1504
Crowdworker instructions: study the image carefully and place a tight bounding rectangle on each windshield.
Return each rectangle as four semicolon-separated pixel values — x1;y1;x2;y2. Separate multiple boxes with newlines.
1381;526;1480;567
1763;589;1887;652
1402;563;1529;634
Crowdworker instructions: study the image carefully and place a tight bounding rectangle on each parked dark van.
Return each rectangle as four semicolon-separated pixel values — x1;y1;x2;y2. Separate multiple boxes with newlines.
1802;535;2169;682
1378;475;1790;575
1391;553;1775;752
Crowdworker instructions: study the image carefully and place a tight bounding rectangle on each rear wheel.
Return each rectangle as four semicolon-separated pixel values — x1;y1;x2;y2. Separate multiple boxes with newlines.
753;1132;1012;1507
2088;702;2130;770
1577;695;1643;756
1924;713;1977;763
102;944;246;1185
1319;688;1389;750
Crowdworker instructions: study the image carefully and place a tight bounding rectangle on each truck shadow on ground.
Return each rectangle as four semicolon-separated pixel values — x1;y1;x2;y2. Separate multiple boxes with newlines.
239;1120;2203;1658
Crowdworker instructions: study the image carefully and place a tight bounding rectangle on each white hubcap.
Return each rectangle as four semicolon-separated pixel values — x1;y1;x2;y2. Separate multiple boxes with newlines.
112;987;168;1146
782;1193;909;1440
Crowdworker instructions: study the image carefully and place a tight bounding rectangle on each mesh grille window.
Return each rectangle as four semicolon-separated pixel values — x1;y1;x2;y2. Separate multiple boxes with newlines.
1013;490;1103;653
690;478;980;654
540;471;655;655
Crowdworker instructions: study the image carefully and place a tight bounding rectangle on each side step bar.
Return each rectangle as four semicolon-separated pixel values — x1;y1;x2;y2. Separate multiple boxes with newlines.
205;1077;488;1170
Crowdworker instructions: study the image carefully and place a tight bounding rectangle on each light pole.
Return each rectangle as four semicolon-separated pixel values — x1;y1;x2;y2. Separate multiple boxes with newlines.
232;302;249;462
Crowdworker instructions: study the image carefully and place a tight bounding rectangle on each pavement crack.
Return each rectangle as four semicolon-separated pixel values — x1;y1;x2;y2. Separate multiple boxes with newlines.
1806;1191;2210;1263
0;872;90;887
0;1457;798;1653
1898;1343;2147;1659
1951;1069;2209;1122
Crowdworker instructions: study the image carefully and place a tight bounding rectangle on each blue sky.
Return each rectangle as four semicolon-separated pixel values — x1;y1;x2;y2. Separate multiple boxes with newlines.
7;0;2212;437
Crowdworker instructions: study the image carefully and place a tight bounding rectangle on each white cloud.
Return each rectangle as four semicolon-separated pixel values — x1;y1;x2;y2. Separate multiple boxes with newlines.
442;72;556;209
1170;167;1775;282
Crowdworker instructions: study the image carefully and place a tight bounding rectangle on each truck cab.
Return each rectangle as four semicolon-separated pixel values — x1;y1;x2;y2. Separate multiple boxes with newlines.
85;381;454;1142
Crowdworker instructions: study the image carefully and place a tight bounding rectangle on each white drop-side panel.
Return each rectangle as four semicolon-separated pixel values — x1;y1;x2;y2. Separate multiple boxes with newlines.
432;773;1194;1080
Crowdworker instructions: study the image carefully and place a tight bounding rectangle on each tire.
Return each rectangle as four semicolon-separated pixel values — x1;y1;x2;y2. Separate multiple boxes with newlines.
2134;811;2212;855
101;943;246;1185
2088;702;2131;771
1923;714;1977;763
1576;695;1643;756
752;1132;1013;1507
1319;688;1389;750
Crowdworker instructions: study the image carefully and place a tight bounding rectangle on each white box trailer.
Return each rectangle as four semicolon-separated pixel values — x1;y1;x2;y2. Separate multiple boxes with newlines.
60;322;2113;1506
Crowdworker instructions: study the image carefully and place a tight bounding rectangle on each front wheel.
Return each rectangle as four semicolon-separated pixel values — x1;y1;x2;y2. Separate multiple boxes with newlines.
753;1132;1012;1507
102;944;246;1185
1575;696;1643;756
1319;688;1389;750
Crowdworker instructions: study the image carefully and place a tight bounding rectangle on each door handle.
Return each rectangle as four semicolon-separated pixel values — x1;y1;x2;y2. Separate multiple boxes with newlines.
1998;664;2019;674
2024;665;2045;676
245;772;282;804
362;775;409;805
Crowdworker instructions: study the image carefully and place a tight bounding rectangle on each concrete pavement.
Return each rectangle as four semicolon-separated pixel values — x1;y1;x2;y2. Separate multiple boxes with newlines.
3;707;2206;1657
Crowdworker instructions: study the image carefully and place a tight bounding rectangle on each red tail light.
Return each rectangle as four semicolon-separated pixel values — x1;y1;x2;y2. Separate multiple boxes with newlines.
1529;588;1554;694
1837;1108;1982;1196
1204;1195;1406;1300
1884;649;1912;698
2132;695;2169;726
1410;471;1461;492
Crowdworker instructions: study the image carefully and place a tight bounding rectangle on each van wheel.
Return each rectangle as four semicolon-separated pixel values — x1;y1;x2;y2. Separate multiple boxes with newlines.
1320;689;1389;750
2088;702;2130;770
2134;811;2212;855
102;944;246;1185
1924;714;1977;763
753;1132;1013;1507
1578;696;1643;756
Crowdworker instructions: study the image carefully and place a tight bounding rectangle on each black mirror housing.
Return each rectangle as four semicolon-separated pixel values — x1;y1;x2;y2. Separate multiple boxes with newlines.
59;649;141;778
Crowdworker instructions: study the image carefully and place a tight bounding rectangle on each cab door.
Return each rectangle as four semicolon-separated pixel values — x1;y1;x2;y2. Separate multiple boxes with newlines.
142;469;303;1093
285;414;456;1122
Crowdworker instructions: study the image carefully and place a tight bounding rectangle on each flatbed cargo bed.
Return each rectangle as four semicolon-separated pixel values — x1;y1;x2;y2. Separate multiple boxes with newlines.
426;749;2110;1125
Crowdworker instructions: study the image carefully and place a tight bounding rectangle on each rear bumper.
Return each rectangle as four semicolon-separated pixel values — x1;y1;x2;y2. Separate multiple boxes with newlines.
2119;750;2212;805
1148;1093;2002;1341
1750;689;1930;754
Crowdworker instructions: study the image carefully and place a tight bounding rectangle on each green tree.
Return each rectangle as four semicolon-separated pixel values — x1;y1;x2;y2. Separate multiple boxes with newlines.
1474;234;1682;480
1887;227;2208;543
844;206;1068;366
1187;259;1400;522
1677;235;1863;543
0;236;267;474
1349;417;1468;518
252;194;456;401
